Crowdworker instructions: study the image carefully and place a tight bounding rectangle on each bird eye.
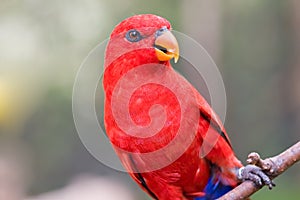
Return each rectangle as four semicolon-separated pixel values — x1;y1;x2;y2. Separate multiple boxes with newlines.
126;29;142;42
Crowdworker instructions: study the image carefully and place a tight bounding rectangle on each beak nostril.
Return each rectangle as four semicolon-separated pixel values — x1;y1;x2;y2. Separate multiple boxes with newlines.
155;26;168;38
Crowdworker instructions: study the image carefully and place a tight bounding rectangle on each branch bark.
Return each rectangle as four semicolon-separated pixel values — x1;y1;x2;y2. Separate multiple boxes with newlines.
218;141;300;200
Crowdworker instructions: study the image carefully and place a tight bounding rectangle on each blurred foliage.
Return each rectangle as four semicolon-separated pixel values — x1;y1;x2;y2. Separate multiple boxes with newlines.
223;0;292;155
0;0;299;199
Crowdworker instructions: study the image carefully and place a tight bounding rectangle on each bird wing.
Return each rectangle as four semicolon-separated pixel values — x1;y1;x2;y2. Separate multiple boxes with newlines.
194;88;243;187
194;88;232;148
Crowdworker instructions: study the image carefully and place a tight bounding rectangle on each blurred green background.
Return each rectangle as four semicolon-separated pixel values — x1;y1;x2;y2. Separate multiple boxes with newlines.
0;0;299;199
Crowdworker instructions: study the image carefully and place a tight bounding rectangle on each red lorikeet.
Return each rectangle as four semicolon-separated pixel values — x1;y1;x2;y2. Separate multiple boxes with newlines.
103;14;273;200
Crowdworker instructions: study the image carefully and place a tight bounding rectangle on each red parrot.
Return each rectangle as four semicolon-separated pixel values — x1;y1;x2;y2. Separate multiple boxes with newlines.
103;14;273;200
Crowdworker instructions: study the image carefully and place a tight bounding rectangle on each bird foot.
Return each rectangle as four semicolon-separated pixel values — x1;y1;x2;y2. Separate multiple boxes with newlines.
237;152;276;189
246;152;277;173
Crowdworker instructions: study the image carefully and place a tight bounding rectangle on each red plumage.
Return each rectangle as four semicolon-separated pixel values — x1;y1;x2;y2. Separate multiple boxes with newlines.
103;14;242;200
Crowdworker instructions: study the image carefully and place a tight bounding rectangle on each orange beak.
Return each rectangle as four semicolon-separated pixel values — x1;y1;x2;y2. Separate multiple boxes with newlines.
154;30;179;63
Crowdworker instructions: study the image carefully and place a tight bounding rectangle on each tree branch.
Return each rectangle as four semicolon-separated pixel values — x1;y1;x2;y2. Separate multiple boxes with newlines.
218;141;300;200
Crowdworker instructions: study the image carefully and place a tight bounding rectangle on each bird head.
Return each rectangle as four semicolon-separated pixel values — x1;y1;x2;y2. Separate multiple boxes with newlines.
104;14;179;70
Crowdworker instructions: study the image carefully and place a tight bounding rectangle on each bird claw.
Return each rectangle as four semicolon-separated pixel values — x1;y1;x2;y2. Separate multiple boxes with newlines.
238;165;276;189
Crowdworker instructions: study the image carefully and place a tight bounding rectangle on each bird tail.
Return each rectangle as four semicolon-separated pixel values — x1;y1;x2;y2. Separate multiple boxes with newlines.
194;176;233;200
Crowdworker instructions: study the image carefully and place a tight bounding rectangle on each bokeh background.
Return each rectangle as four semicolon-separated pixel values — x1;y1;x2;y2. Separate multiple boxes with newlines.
0;0;299;199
